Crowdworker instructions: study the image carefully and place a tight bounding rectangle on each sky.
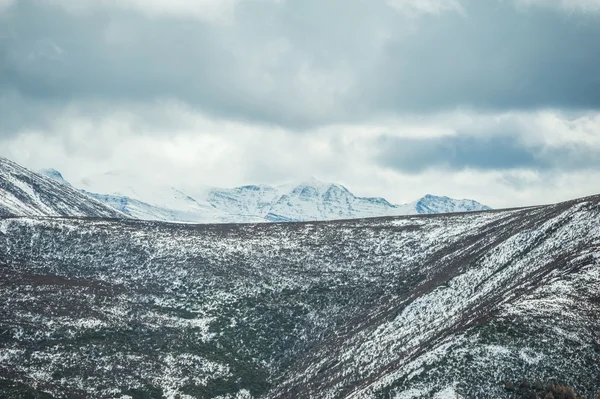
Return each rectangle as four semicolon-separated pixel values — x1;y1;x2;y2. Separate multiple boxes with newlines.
1;0;600;208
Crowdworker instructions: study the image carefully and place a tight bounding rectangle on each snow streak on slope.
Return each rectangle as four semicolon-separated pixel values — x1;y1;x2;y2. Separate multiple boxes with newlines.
42;169;491;223
0;194;598;398
0;157;125;218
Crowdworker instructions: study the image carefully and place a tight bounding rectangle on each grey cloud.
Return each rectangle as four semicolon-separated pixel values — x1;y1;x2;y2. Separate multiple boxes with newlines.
1;0;600;133
376;133;600;173
377;134;541;172
0;91;183;138
0;0;379;132
371;1;600;114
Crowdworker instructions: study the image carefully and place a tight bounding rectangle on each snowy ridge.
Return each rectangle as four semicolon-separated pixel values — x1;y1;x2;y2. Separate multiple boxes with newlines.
412;194;492;214
264;179;405;222
41;169;491;223
0;193;598;398
0;157;126;218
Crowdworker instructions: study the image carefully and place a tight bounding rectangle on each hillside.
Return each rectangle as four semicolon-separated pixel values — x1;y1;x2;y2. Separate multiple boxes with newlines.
0;158;125;219
0;194;598;398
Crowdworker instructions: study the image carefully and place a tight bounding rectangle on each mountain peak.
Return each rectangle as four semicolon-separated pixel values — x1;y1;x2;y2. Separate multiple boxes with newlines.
0;160;125;218
40;168;67;184
415;193;491;214
422;193;447;200
296;176;329;187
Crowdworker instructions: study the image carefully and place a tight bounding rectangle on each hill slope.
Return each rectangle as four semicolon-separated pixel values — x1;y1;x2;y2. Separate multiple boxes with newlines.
0;194;598;398
0;157;125;218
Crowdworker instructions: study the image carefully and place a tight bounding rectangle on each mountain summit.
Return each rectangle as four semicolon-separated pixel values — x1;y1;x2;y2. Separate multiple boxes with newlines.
0;157;125;219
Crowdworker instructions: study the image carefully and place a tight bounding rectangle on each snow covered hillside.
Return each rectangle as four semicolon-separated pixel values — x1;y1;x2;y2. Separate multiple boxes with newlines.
42;169;491;223
0;194;598;398
0;158;125;219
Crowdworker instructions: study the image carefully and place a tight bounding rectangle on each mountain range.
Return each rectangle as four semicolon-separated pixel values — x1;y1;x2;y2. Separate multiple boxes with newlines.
1;155;598;398
39;167;491;223
0;178;598;398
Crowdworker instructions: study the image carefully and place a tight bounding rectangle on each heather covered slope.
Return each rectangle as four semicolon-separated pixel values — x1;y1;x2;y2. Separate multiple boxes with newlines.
0;157;125;219
0;195;599;398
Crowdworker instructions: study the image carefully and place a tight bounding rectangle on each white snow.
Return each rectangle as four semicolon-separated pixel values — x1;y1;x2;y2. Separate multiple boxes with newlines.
433;385;462;399
394;388;427;399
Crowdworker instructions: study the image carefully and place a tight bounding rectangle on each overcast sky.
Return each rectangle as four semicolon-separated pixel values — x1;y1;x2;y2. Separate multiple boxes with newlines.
1;0;600;208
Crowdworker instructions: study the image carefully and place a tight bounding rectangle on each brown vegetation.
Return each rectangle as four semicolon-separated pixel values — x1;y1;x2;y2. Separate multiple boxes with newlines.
503;380;600;399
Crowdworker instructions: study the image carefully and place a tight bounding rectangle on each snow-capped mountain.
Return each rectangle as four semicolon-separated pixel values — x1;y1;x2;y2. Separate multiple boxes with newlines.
0;157;125;218
263;178;398;222
1;193;598;398
411;193;494;214
207;184;282;220
41;169;491;223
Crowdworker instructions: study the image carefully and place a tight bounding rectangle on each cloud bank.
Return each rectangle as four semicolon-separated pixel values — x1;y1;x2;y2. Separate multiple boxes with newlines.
1;0;599;208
